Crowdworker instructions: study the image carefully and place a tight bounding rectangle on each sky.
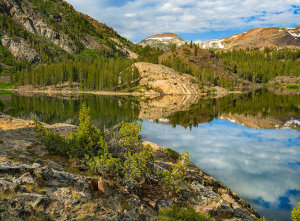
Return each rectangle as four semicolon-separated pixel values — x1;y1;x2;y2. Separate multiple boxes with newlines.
65;0;300;42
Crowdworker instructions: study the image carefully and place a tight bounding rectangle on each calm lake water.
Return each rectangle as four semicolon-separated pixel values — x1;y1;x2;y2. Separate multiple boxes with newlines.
0;89;299;221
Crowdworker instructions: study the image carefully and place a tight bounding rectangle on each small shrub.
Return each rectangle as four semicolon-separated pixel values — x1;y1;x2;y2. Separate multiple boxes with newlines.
165;147;180;161
34;120;67;155
25;183;35;192
160;151;190;193
291;202;300;221
117;121;142;149
87;148;122;179
159;205;212;221
34;103;104;158
123;145;153;187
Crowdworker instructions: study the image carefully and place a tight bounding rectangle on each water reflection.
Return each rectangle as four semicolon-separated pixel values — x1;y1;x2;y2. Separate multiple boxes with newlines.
0;89;300;220
1;89;299;130
0;94;140;128
140;119;300;221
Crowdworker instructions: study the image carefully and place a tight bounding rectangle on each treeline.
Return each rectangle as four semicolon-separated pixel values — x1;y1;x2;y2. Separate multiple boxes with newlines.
218;48;300;83
13;57;140;91
161;44;235;89
136;45;164;64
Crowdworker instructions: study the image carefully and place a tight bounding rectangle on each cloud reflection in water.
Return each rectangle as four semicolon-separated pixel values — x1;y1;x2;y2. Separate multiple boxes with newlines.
140;119;300;220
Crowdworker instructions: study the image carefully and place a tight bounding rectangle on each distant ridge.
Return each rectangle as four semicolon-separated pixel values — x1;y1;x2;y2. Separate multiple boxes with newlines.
196;27;300;50
146;33;183;40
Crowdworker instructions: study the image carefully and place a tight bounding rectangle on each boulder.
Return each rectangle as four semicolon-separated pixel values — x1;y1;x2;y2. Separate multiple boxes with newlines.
19;172;35;184
217;202;234;218
98;177;112;196
0;179;17;192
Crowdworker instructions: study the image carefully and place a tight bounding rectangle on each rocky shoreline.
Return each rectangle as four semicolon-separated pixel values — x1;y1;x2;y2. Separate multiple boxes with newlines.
8;85;239;98
0;113;259;220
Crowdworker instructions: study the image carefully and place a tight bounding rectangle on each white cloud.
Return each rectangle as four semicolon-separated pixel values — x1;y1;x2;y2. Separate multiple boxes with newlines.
124;13;136;18
65;0;299;42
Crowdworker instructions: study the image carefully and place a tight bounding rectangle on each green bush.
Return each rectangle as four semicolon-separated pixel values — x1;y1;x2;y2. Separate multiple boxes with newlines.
87;147;122;179
159;205;212;221
123;145;153;187
165;147;180;161
291;202;300;221
160;151;190;193
34;103;104;157
34;120;68;155
117;121;142;149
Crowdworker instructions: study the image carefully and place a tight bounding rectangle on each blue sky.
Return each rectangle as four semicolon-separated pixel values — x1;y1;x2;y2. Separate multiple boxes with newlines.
66;0;300;42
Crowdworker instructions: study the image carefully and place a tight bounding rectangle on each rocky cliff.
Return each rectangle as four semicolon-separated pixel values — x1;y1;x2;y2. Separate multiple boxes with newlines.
1;0;78;53
1;34;40;63
134;62;201;95
138;33;186;51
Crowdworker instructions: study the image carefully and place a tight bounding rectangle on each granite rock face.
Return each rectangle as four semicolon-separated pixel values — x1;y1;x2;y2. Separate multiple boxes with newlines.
2;0;77;53
1;34;40;63
134;62;201;95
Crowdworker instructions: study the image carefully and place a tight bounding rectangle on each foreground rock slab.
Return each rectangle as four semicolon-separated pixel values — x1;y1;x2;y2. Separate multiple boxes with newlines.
0;114;260;220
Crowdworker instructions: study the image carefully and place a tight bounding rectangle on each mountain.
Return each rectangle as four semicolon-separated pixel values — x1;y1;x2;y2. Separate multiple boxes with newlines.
196;27;300;50
138;33;186;51
0;0;138;67
138;27;300;51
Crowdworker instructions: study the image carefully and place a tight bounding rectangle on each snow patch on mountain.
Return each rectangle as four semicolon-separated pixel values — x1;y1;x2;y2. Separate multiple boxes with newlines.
146;37;175;40
199;39;225;49
288;30;300;38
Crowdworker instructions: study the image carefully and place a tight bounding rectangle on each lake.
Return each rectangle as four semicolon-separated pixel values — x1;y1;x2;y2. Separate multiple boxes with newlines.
0;89;299;221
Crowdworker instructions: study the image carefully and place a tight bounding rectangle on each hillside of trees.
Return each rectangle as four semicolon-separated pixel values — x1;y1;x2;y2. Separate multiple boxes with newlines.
218;48;300;83
155;44;300;89
1;0;300;92
159;44;244;90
